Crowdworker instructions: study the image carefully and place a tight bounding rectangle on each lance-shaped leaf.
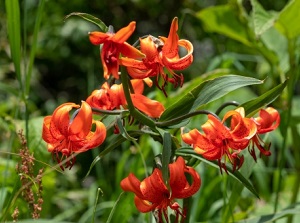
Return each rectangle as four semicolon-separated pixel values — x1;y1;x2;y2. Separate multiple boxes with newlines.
274;0;300;39
251;0;277;37
241;79;287;117
197;4;252;46
159;75;263;124
64;12;108;32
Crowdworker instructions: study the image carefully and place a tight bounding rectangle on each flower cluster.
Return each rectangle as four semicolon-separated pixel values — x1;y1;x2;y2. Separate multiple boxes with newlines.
182;107;280;172
42;101;106;169
120;157;201;222
86;79;164;118
90;17;193;95
41;15;281;222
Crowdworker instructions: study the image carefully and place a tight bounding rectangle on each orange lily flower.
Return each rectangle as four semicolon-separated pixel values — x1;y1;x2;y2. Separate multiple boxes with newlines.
89;22;144;80
42;101;106;169
249;107;280;160
182;108;257;172
120;156;201;223
120;17;193;95
86;79;165;118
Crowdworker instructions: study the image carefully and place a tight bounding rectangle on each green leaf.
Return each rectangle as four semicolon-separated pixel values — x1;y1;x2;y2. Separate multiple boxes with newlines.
250;0;277;37
175;148;260;199
241;79;287;117
158;129;172;188
5;0;22;91
25;0;45;95
64;12;108;32
196;4;252;46
239;203;300;222
116;117;136;141
159;75;263;124
275;0;300;39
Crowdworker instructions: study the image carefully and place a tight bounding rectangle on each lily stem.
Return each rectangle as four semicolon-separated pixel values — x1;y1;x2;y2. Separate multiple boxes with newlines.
91;107;128;115
155;110;219;127
215;101;240;115
120;68;156;129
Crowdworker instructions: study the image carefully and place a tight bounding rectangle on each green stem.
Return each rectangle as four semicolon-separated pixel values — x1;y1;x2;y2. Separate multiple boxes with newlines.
120;68;156;129
91;107;128;115
215;101;240;115
155;110;219;127
275;37;300;215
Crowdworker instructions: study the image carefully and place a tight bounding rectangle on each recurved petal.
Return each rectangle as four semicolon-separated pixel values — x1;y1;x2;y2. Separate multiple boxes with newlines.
182;129;210;155
256;107;280;134
69;101;93;137
204;115;231;140
119;57;147;70
50;103;79;139
140;36;160;62
72;120;106;153
134;196;157;213
162;17;179;59
224;110;257;141
110;84;126;107
169;157;201;199
140;169;169;204
42;116;59;144
126;66;154;79
112;21;136;43
89;31;110;45
163;39;193;70
120;42;145;59
86;89;114;110
131;79;145;94
120;173;145;199
131;94;165;118
169;157;188;193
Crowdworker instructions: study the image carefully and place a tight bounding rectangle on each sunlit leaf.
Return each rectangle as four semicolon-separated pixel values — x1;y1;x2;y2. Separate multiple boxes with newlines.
64;12;108;32
250;0;277;37
241;79;287;117
275;0;300;39
159;75;263;125
196;5;252;46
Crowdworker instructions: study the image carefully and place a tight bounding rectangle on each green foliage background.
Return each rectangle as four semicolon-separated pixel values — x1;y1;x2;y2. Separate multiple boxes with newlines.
1;0;300;222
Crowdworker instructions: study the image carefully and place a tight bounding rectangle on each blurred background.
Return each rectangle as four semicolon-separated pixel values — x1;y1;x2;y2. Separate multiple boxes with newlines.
2;0;299;222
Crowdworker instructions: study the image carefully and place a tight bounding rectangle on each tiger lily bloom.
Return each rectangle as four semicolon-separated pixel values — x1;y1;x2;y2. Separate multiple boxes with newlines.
120;156;201;223
249;107;280;160
120;17;193;95
42;101;106;169
86;79;165;118
182;108;257;172
89;22;144;80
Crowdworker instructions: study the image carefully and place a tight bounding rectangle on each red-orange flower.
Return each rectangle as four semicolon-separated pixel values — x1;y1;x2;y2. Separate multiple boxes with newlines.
86;79;165;118
42;101;106;169
182;108;257;172
249;107;280;160
89;22;144;80
120;17;193;95
120;156;201;223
